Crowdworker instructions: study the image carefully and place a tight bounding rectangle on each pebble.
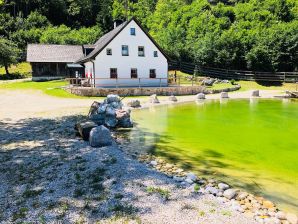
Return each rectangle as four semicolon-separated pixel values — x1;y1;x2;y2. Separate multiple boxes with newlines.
275;211;286;220
186;172;197;181
185;178;194;184
173;176;184;182
263;200;275;209
150;160;157;166
218;183;229;191
223;189;238;200
205;186;219;195
238;192;249;200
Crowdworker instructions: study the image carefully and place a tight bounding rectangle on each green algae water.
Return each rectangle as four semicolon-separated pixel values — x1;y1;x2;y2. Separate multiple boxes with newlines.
129;99;298;213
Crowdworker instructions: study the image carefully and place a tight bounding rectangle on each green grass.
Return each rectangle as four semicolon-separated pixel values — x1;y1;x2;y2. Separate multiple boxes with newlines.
0;62;32;80
0;80;93;98
236;80;298;91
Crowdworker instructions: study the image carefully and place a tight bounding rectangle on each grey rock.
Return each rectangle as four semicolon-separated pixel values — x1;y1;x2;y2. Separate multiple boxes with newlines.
106;94;121;103
205;186;219;195
77;121;98;141
173;176;184;182
118;117;133;128
111;101;122;109
221;92;229;98
89;125;113;147
202;78;215;86
150;161;157;166
104;116;118;128
186;172;197;181
98;104;107;114
168;95;178;102
276;211;286;220
218;183;230;191
252;90;260;97
223;189;238;200
106;106;116;117
149;94;160;103
185;178;194;184
196;93;206;100
237;192;249;200
89;113;105;125
127;99;141;108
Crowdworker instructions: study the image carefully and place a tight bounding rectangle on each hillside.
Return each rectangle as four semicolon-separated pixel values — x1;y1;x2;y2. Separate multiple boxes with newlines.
0;0;297;72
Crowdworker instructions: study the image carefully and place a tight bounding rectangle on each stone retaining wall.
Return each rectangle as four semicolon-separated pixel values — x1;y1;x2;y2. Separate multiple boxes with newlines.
67;85;241;97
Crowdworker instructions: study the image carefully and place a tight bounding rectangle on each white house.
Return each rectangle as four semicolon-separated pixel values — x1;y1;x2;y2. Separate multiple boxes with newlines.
75;18;169;87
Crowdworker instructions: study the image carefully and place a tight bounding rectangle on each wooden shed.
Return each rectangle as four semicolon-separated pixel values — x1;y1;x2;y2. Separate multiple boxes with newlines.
27;44;84;81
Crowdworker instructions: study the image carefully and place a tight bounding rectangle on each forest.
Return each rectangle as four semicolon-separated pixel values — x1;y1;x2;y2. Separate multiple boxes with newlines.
0;0;297;72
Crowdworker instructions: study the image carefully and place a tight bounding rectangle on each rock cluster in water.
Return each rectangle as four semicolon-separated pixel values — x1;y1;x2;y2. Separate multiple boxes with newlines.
76;94;133;147
138;154;298;224
89;94;133;128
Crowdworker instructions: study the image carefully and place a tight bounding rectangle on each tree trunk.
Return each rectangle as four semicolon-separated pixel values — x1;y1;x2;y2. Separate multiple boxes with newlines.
4;65;9;75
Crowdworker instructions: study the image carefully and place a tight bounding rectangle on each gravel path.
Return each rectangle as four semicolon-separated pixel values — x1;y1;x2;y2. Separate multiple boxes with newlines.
0;116;257;223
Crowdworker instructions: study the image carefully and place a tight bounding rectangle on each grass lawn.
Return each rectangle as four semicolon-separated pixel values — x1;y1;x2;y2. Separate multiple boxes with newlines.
0;62;32;78
0;80;89;98
236;80;298;91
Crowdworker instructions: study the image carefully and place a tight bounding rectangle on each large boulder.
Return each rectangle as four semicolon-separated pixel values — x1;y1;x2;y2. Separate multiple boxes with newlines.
221;92;229;98
104;116;118;128
149;94;160;103
116;109;133;128
202;78;215;86
196;93;206;100
77;121;98;141
106;94;121;104
89;113;105;125
168;95;178;102
89;125;113;147
252;90;260;97
127;99;141;108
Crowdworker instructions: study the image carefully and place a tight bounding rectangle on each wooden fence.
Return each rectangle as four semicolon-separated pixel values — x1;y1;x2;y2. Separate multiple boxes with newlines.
169;61;298;83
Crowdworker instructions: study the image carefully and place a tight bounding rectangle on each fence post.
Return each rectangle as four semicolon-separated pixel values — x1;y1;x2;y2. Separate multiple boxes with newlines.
284;72;286;83
116;78;118;88
159;78;162;87
139;78;141;88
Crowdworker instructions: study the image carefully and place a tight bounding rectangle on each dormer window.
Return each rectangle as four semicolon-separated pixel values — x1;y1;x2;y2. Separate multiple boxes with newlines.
106;48;112;55
122;45;129;56
138;46;145;57
130;28;136;36
154;51;158;57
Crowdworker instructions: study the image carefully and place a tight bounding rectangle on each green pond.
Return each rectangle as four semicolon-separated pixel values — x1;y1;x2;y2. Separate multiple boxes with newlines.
128;99;298;213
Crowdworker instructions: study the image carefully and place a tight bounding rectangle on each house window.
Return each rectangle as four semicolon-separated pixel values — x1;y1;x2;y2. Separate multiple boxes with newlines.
154;51;158;57
138;46;145;57
131;68;138;79
106;48;112;55
110;68;118;79
149;69;156;78
122;45;129;56
130;28;136;36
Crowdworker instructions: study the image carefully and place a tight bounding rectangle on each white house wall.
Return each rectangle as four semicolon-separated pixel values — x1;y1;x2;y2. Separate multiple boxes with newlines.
93;20;168;87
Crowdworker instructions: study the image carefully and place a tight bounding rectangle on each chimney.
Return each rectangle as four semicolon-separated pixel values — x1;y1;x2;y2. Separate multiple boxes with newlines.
114;19;122;29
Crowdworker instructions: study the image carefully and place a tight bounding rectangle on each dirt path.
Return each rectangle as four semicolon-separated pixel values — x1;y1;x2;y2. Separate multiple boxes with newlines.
0;89;286;122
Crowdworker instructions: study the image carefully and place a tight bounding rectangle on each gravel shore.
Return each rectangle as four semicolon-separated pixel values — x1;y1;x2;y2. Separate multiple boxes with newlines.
0;116;257;223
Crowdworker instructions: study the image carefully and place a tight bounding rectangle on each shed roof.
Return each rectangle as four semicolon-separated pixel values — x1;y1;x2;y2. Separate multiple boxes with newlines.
27;44;84;63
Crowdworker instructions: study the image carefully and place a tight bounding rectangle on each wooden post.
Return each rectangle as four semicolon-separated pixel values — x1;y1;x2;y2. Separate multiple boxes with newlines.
139;78;141;88
159;78;162;87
